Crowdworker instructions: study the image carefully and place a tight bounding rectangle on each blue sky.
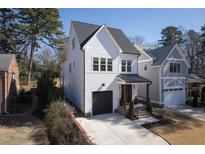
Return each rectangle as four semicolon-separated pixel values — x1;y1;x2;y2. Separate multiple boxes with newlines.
59;8;205;44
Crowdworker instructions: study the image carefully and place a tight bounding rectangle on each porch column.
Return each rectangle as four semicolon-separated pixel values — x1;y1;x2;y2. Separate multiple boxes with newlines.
146;83;150;103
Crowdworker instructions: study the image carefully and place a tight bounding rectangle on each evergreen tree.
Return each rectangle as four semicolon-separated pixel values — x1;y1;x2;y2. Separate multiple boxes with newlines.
200;25;205;51
17;8;64;84
0;9;28;58
159;26;183;46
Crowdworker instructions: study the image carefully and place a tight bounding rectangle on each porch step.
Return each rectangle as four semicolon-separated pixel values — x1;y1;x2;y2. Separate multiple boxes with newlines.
134;109;152;119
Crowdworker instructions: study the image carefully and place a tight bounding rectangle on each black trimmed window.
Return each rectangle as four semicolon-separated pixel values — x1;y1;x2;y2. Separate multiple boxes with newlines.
170;63;180;73
69;63;72;73
144;65;147;70
100;58;106;71
72;38;75;50
93;57;99;71
121;60;126;72
107;58;112;71
127;60;132;72
121;60;132;72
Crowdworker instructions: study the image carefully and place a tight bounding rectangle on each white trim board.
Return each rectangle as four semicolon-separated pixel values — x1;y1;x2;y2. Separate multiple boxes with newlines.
138;59;153;63
161;77;187;79
134;44;153;60
166;58;184;61
137;96;162;104
82;25;123;53
161;44;190;68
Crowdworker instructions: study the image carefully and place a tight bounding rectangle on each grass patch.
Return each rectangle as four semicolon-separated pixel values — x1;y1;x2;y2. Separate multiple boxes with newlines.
145;108;205;145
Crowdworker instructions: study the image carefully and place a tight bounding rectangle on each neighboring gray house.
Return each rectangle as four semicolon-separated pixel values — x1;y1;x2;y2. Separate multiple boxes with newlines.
136;44;191;107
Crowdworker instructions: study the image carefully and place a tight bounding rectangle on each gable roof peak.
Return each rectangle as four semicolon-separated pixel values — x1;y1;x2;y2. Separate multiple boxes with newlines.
0;54;15;71
71;21;140;55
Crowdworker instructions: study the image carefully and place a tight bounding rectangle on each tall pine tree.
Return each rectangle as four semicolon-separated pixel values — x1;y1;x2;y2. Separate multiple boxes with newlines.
17;9;64;84
201;25;205;52
159;26;183;46
0;9;28;58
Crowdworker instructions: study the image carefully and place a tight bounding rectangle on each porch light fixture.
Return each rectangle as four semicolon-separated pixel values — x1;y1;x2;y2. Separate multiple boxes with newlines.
102;83;105;86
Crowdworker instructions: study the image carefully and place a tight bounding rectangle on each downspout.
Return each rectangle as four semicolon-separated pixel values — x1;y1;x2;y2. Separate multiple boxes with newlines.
4;71;7;113
82;48;86;116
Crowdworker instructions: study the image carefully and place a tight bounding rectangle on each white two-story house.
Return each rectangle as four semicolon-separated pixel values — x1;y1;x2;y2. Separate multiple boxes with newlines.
62;21;151;116
136;44;191;107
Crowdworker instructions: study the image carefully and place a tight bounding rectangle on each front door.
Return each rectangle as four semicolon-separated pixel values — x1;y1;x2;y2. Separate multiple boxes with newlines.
121;85;132;103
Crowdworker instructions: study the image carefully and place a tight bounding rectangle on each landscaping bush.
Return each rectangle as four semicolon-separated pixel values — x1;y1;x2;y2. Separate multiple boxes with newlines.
44;100;89;145
146;99;152;114
36;70;57;117
8;88;33;113
16;88;32;104
127;100;134;120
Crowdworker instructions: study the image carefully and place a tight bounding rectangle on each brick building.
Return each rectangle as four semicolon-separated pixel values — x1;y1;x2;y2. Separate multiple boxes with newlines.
0;54;19;114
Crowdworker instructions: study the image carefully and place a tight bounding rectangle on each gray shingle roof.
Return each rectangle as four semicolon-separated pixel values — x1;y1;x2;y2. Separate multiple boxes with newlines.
72;21;140;55
117;74;151;83
144;45;176;66
0;54;15;71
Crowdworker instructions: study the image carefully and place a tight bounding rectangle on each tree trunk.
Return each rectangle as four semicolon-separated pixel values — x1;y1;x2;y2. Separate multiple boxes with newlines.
27;36;36;85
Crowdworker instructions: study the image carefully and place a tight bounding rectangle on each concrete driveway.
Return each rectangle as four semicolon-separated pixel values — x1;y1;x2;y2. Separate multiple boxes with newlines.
76;113;168;145
167;105;205;121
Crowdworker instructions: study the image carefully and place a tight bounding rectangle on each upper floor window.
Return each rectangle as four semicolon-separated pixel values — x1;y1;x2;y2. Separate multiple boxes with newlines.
72;38;75;50
69;63;72;73
127;60;132;72
107;58;113;71
121;60;126;72
144;65;147;71
170;63;180;73
12;73;15;80
93;57;113;72
100;58;106;71
121;60;132;72
93;57;99;71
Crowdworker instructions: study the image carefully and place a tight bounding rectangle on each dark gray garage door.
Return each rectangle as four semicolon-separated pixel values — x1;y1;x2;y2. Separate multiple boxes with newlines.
92;91;113;115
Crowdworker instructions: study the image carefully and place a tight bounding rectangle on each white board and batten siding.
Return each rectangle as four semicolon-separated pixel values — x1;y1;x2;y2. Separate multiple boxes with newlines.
63;24;139;115
84;26;138;115
63;24;85;112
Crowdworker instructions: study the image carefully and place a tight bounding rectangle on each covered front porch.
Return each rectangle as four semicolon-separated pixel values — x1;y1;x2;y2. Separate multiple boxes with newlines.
187;74;205;106
116;74;152;119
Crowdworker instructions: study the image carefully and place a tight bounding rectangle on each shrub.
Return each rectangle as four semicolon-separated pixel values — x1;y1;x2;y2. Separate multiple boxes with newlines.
36;70;57;117
133;96;138;104
44;100;88;144
146;99;152;114
15;88;32;104
128;101;134;120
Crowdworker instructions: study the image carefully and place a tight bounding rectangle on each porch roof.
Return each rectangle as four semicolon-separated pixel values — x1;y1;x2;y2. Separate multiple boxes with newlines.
187;74;204;83
117;74;151;84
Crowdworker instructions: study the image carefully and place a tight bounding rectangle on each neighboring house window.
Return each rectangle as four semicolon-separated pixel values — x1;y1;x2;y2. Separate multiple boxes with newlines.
121;60;132;72
100;58;106;71
73;61;75;67
107;58;112;71
93;57;99;71
144;65;147;70
170;63;180;73
176;63;180;73
69;63;72;73
127;60;132;72
72;38;75;50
